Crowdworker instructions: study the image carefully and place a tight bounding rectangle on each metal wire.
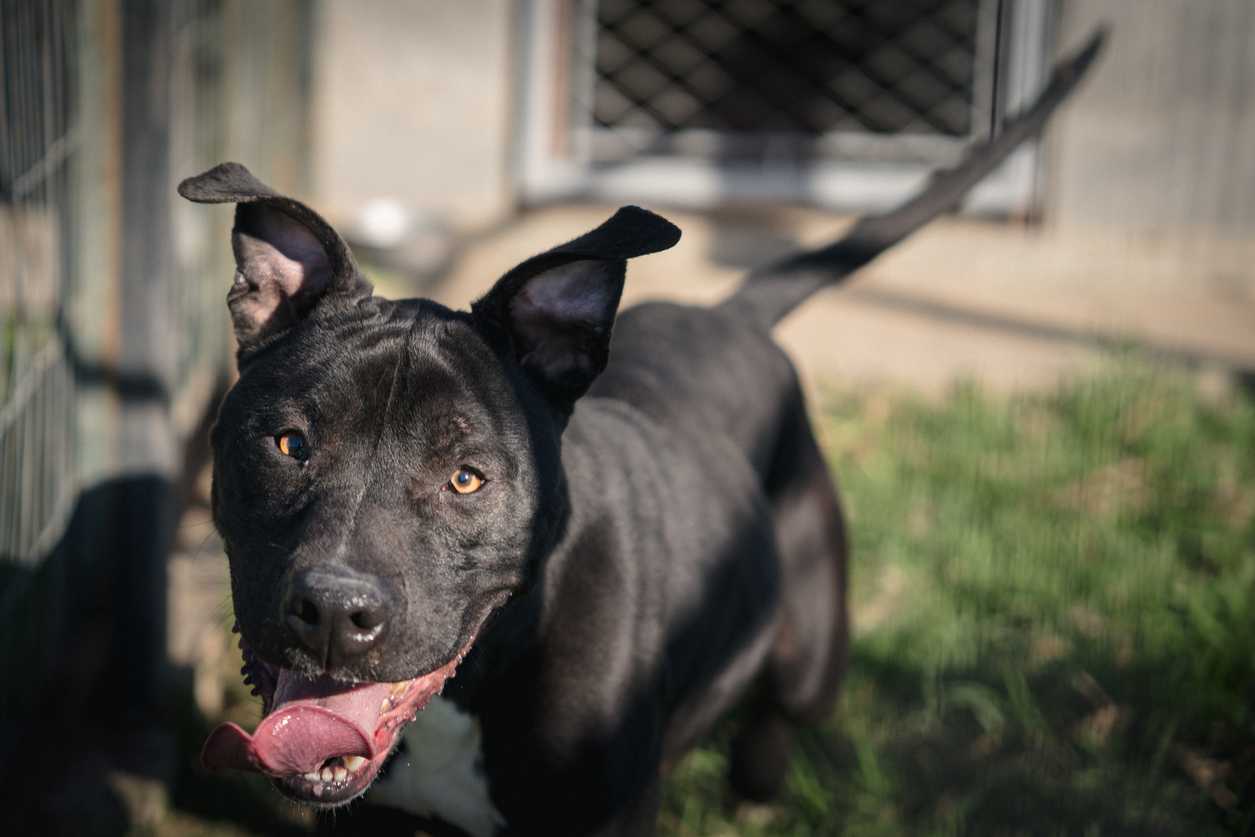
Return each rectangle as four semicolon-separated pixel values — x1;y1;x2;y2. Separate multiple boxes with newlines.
0;0;79;750
0;0;77;572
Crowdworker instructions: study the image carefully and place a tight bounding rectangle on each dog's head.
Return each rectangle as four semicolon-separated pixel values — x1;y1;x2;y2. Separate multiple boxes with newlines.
178;163;679;805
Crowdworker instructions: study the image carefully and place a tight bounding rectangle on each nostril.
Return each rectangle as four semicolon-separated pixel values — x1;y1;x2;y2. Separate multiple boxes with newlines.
291;597;319;626
350;609;382;631
283;592;321;630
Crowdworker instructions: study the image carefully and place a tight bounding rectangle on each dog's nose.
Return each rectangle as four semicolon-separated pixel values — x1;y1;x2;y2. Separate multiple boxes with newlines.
281;569;393;669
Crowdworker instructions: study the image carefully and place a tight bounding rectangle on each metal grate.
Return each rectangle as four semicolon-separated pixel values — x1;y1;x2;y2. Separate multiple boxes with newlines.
595;0;982;136
578;0;1008;169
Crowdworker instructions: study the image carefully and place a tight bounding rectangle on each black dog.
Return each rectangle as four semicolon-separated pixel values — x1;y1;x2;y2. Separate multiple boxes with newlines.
181;37;1099;837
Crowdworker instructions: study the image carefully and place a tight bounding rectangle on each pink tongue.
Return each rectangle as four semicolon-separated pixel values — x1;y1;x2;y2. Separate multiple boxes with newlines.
201;671;394;774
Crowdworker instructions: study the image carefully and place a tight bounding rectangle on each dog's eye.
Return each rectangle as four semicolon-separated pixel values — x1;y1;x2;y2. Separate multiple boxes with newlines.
276;432;308;461
447;467;484;495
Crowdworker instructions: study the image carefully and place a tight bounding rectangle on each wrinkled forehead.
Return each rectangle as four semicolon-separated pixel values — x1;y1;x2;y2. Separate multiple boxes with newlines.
222;300;526;442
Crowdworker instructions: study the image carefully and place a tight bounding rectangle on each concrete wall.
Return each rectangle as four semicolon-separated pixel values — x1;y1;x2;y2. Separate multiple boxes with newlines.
310;0;515;230
1049;0;1255;290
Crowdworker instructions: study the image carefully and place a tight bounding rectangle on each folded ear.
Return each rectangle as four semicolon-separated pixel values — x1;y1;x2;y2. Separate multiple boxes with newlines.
472;206;680;407
177;162;371;354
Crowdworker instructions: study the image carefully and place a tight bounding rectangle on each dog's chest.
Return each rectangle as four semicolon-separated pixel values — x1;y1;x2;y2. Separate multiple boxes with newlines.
367;696;505;837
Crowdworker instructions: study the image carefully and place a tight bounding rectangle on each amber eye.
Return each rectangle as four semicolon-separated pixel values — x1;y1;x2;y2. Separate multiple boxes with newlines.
448;467;484;494
276;432;308;461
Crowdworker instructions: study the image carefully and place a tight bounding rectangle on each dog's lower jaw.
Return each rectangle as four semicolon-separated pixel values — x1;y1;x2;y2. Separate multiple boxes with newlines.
272;751;383;807
202;637;475;807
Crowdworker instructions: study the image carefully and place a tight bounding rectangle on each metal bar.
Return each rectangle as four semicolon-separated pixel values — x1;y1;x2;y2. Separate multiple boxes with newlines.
6;129;76;201
0;334;65;437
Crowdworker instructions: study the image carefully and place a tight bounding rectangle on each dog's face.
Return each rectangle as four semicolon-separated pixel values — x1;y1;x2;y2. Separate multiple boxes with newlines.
210;295;550;805
179;163;679;805
213;298;542;681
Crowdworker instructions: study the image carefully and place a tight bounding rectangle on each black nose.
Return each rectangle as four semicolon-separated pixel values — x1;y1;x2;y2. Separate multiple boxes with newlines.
282;569;393;669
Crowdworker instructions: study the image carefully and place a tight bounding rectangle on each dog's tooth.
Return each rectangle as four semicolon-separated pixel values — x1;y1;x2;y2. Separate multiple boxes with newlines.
320;766;334;783
380;697;391;713
333;766;347;783
304;771;321;782
345;756;367;773
389;681;407;697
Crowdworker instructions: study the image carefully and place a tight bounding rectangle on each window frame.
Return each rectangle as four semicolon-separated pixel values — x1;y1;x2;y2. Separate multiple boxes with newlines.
514;0;1057;216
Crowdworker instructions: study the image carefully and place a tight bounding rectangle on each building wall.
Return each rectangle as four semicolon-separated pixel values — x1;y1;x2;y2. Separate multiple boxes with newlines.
310;0;516;230
1050;0;1255;289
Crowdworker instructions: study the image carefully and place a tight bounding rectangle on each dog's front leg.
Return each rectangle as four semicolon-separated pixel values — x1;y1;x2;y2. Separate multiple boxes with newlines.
584;774;661;837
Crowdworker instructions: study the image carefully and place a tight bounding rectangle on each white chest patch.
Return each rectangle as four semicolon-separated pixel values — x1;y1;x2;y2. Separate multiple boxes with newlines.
366;695;506;837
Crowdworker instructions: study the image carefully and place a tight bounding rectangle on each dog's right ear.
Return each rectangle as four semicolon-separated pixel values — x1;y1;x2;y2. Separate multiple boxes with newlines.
178;162;371;353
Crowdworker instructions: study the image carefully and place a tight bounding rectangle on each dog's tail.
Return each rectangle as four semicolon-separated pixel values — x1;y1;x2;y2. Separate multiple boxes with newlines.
724;29;1106;329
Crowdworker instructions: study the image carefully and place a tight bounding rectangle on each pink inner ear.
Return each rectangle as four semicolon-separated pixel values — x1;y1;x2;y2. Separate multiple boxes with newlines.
509;259;616;330
247;207;331;300
231;206;333;339
507;259;620;389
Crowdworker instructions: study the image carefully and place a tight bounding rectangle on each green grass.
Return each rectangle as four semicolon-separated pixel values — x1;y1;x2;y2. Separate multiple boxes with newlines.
660;360;1255;836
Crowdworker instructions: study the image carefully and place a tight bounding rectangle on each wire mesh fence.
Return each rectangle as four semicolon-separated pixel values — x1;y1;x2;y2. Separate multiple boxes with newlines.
0;0;81;739
0;0;77;570
0;0;313;755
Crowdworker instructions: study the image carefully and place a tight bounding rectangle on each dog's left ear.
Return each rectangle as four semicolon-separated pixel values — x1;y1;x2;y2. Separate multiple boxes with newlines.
472;206;680;405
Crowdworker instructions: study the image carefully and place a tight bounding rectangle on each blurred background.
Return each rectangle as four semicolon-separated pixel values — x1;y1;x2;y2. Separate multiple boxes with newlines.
2;0;1253;834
